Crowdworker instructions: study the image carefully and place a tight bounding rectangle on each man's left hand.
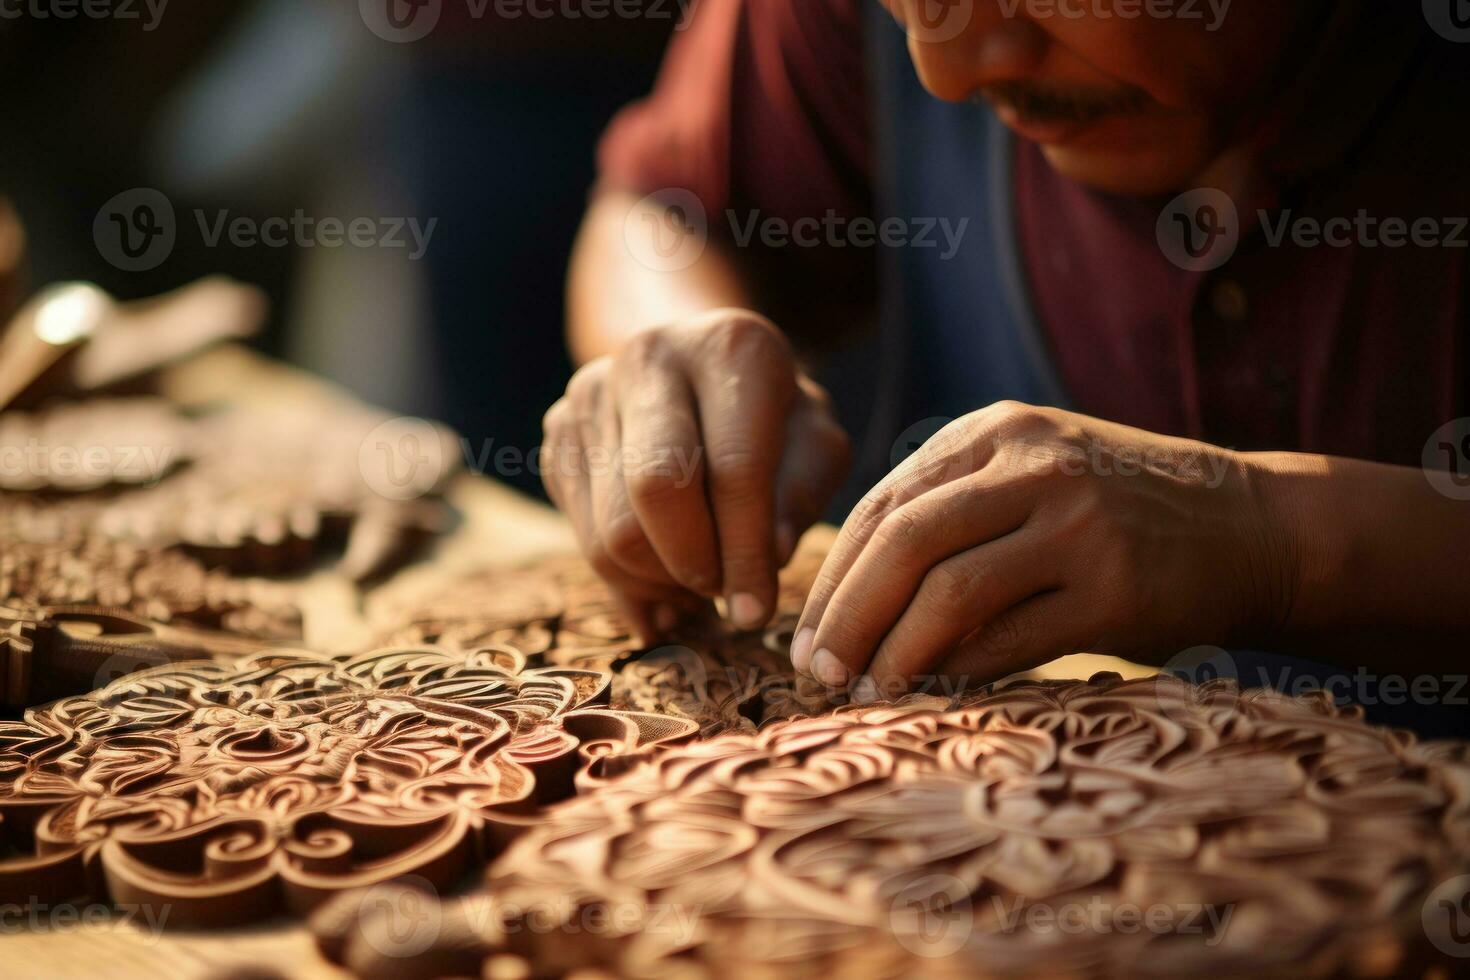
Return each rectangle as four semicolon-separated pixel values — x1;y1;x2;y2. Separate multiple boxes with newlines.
789;402;1295;701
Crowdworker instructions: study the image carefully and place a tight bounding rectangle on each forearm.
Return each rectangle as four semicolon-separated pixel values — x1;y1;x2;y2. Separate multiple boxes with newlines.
1253;451;1470;668
567;189;754;365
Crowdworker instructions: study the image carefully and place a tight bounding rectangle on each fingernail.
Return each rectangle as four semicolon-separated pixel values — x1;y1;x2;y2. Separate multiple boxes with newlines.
654;604;679;634
810;649;848;688
790;627;815;673
728;592;765;631
851;675;879;704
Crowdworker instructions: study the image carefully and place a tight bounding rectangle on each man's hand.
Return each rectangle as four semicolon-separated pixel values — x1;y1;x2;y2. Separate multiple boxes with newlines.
791;402;1295;700
542;309;851;642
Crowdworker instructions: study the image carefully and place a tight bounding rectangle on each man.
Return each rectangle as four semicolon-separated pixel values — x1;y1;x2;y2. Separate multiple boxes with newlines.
541;0;1470;704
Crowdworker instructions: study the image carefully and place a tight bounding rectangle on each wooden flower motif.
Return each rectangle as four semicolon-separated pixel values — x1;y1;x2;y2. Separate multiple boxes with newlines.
0;646;698;926
315;674;1470;979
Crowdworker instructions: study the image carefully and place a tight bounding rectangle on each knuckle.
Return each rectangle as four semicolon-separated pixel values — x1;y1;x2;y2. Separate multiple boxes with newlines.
614;328;675;377
984;610;1034;657
626;463;690;509
585;541;620;581
708;438;770;487
541;400;571;442
701;313;791;365
983;399;1049;434
566;359;611;405
602;511;651;566
922;559;976;613
852;485;899;533
873;506;928;564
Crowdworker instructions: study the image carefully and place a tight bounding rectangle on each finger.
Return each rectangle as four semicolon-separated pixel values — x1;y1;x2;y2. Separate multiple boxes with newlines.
688;320;796;630
545;393;694;643
587;385;678;586
792;412;1001;672
774;381;851;566
801;473;1040;688
614;341;721;595
929;589;1101;691
576;460;700;643
850;530;1055;701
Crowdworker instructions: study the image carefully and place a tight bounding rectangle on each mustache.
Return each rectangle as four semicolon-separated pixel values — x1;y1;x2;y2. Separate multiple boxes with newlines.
977;82;1149;124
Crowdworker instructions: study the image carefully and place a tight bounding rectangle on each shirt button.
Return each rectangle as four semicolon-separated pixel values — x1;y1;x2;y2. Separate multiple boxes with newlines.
1210;279;1250;322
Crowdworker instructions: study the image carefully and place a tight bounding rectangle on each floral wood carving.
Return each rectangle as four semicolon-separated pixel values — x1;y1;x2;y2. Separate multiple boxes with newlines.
370;543;839;737
0;539;305;643
0;646;698;927
0;398;458;582
314;674;1470;979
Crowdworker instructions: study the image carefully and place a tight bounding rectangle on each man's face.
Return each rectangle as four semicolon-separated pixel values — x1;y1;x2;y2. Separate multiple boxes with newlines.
882;0;1313;195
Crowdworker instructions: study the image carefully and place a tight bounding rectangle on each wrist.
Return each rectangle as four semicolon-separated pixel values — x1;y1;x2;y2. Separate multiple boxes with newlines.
1237;451;1345;641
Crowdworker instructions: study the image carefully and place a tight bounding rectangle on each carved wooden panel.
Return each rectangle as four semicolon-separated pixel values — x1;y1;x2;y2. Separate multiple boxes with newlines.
0;398;457;582
0;541;304;645
0;646;698;927
312;675;1470;979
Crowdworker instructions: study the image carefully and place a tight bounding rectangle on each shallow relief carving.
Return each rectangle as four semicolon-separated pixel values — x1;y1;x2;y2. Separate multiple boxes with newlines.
0;646;698;926
312;674;1470;979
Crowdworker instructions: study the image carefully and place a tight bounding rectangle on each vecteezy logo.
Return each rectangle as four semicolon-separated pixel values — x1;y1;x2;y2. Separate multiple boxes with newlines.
1157;188;1239;272
93;188;176;272
904;0;975;43
1423;418;1470;501
623;189;708;273
1423;874;1470;956
635;645;712;715
359;416;448;501
890;416;979;491
358;877;442;958
359;0;441;42
888;873;974;958
1424;0;1470;42
1154;645;1241;726
92;646;174;693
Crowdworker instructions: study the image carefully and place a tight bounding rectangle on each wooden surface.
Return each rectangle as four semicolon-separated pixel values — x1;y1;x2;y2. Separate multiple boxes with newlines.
7;346;1145;979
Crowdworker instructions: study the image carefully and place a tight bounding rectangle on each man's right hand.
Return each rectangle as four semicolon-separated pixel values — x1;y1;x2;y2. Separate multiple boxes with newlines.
541;309;851;642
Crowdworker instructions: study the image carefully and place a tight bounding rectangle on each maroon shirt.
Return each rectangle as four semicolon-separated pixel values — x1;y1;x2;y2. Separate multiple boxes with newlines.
599;0;1469;464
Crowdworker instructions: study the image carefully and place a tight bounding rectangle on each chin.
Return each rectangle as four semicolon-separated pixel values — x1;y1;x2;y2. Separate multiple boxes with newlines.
1035;117;1219;198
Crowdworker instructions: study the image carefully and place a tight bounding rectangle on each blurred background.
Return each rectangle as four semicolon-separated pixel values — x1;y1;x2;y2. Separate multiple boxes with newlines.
0;1;677;497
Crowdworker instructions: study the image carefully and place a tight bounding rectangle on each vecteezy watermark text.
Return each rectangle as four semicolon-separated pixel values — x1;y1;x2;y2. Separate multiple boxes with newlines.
195;210;436;260
889;875;1234;959
997;0;1230;31
727;209;970;261
0;439;177;488
623;191;972;273
0;899;172;939
359;0;698;43
0;0;167;30
93;188;436;272
358;416;707;501
1158;187;1469;271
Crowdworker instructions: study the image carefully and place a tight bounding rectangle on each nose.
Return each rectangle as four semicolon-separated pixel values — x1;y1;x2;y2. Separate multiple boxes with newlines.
901;1;1049;102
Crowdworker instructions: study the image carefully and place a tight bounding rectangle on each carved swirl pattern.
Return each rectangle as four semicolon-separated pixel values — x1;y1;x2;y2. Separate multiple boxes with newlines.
315;674;1470;979
0;540;304;642
0;398;458;593
371;545;840;737
0;646;698;926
